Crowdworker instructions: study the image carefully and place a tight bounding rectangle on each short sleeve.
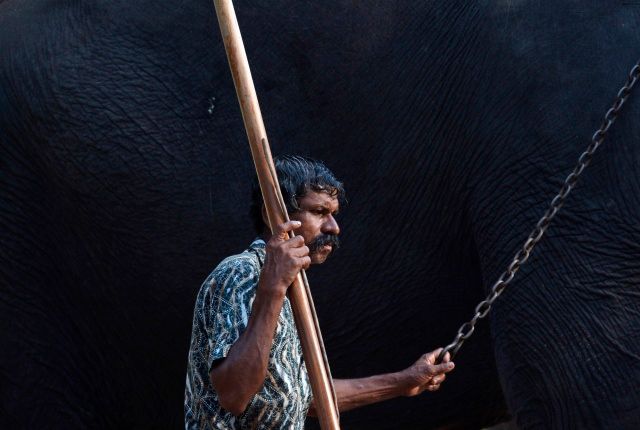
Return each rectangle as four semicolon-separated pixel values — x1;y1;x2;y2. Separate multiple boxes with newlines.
200;254;261;371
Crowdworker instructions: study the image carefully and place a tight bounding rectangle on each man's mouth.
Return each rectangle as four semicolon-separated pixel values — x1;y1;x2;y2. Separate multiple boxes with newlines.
308;234;340;254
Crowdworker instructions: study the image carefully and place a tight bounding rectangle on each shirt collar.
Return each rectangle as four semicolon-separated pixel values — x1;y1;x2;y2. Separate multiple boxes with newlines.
248;238;266;268
249;237;266;251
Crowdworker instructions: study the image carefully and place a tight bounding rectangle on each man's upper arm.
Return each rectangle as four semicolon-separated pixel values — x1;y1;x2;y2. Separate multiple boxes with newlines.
201;255;260;370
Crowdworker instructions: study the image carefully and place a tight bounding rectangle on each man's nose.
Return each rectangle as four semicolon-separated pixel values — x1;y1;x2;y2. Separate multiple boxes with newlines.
322;215;340;236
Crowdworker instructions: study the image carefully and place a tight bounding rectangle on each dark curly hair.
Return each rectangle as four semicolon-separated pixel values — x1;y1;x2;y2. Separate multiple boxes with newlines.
250;155;346;233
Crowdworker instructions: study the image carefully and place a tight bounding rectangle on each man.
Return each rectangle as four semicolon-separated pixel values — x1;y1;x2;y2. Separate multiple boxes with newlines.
185;155;454;429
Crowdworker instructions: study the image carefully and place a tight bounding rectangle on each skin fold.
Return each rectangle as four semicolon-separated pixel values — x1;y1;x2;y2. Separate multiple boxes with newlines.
1;0;639;428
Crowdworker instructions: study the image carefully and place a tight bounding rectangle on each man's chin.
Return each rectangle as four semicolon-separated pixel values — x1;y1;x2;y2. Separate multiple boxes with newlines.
310;251;331;265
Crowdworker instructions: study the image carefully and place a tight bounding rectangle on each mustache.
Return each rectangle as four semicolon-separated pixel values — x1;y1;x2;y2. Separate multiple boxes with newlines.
308;234;340;253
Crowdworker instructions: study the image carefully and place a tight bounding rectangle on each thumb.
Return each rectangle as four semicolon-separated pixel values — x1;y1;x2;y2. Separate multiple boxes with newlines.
431;361;455;375
273;220;301;241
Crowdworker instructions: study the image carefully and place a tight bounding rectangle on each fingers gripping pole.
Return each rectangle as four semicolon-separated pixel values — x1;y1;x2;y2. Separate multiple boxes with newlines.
211;1;340;428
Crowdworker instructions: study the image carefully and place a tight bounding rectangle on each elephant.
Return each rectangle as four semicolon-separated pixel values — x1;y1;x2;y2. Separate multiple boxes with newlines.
1;0;639;428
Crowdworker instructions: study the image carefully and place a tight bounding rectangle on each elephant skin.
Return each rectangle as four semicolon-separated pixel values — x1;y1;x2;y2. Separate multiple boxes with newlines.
1;1;639;428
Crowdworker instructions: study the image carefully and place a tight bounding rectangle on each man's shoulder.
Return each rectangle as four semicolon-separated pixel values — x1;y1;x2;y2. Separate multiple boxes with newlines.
199;239;265;296
214;239;264;278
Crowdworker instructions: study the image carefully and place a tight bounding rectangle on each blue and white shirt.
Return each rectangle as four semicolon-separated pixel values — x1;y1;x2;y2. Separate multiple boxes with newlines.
185;239;312;429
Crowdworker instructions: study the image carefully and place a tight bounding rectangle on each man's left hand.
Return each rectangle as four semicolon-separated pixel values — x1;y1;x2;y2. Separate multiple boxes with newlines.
400;348;455;396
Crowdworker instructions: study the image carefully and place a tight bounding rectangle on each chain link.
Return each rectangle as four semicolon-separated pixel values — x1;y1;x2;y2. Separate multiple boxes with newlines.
437;60;640;364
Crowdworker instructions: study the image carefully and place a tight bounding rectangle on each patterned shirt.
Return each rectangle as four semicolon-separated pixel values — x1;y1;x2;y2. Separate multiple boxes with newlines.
185;239;312;430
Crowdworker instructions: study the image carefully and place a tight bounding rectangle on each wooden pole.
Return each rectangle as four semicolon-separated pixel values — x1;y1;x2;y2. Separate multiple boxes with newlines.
211;1;340;428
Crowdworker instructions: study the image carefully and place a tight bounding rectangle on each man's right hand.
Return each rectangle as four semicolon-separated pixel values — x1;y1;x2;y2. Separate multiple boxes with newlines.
259;220;310;297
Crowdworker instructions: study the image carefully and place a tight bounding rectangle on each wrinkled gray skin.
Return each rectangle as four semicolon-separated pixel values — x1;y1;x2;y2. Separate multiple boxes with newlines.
1;1;640;428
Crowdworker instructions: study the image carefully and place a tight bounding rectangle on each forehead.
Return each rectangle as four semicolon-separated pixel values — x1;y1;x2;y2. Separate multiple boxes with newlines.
298;190;339;210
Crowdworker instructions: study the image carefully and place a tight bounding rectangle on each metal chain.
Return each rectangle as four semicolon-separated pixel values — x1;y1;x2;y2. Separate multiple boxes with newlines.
437;60;640;364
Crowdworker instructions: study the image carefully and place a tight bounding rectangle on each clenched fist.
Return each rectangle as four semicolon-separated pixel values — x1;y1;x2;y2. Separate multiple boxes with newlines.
258;221;311;298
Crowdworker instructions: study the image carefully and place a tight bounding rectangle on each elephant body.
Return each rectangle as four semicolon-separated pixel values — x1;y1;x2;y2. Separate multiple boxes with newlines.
1;1;639;428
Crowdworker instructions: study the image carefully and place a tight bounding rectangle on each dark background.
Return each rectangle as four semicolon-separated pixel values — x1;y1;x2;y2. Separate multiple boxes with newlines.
2;0;639;428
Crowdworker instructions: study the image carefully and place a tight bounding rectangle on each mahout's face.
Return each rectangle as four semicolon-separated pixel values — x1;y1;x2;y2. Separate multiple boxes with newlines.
290;190;340;265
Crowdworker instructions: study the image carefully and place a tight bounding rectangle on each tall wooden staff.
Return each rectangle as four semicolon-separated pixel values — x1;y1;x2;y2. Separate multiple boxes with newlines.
211;1;340;428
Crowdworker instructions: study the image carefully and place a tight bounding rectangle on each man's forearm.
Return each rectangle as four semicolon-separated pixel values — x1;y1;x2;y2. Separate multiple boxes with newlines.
210;285;285;415
308;350;454;416
309;373;408;415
